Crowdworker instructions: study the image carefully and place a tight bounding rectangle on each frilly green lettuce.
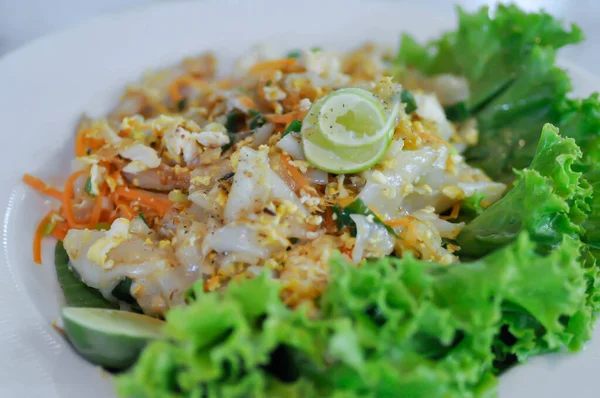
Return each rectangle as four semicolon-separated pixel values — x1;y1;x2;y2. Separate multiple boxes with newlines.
457;124;590;257
117;233;588;398
394;4;594;183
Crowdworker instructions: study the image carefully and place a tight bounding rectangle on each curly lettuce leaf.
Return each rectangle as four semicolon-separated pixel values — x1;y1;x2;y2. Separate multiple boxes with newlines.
457;124;590;257
117;232;588;398
394;5;595;182
396;5;581;110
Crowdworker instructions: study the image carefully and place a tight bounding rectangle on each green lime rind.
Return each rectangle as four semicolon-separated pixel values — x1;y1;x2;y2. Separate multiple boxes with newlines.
62;307;164;369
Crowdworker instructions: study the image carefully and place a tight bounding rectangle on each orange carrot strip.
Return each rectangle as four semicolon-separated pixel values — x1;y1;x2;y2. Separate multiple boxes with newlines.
112;193;136;220
75;129;105;157
266;110;307;124
51;222;70;241
33;213;52;264
249;58;297;74
323;207;336;232
168;76;208;102
114;186;171;216
22;174;64;201
385;218;411;227
63;170;89;228
88;194;104;226
279;153;315;196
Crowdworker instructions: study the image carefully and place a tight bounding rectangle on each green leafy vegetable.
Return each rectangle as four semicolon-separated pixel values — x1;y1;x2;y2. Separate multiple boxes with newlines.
225;111;243;133
94;222;111;230
460;191;486;217
457;124;590;257
55;241;116;309
84;177;95;197
394;4;588;182
286;50;301;59
333;198;397;237
444;101;469;122
138;212;149;227
221;132;238;152
400;90;417;114
282;119;302;137
117;233;588;397
249;109;267;129
176;98;187;112
112;277;143;313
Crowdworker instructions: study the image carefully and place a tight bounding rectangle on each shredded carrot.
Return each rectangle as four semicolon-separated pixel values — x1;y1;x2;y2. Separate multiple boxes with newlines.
114;186;171;216
266;110;307;124
279;153;316;196
323;207;337;232
74;128;105;157
111;192;136;220
51;222;70;241
63;170;88;228
368;206;386;221
168;75;209;102
238;96;259;111
22;174;64;201
88;194;104;226
385;217;411;227
249;58;297;74
33;213;53;264
440;203;461;221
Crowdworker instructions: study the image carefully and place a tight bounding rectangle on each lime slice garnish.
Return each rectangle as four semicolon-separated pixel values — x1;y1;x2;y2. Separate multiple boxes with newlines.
317;88;387;148
303;127;393;174
62;307;164;369
302;89;401;174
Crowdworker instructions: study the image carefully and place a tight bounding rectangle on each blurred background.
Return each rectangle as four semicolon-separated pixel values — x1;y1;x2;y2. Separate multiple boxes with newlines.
0;0;598;72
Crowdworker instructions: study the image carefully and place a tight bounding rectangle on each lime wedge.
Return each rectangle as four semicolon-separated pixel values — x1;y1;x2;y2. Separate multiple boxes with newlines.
302;89;401;174
317;88;387;148
62;307;164;369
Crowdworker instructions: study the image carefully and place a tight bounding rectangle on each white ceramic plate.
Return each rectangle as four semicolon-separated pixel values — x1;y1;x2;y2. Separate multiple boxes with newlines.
0;1;599;397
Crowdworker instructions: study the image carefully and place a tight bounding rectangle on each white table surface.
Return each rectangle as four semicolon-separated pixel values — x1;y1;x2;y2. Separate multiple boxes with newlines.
0;0;598;75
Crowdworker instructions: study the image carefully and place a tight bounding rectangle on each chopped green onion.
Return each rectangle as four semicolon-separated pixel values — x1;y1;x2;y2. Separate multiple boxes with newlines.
168;189;188;203
138;212;149;227
444;101;470;122
311;47;322;53
333;198;397;237
400;90;417;114
289;237;299;244
249;109;266;129
221;132;237;151
84;177;95;197
282;119;302;137
225;111;242;132
43;220;56;236
286;50;301;59
94;222;111;231
176;98;187;112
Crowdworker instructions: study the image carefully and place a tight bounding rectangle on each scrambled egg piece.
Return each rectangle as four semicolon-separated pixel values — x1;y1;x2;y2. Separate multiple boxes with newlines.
119;142;162;173
89;164;107;196
87;218;131;269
